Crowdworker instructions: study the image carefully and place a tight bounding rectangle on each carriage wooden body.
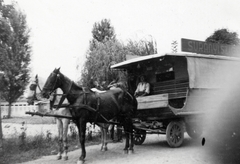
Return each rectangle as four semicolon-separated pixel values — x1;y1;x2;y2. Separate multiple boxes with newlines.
111;52;240;147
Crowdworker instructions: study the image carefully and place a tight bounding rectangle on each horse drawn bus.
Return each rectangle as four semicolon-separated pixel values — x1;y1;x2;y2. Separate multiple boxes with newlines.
111;52;240;148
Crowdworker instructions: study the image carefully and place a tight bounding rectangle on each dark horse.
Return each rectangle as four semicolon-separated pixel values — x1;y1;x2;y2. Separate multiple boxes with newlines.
41;68;137;164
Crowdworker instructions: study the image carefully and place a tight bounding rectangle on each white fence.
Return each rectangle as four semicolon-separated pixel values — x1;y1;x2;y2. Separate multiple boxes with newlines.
1;102;39;118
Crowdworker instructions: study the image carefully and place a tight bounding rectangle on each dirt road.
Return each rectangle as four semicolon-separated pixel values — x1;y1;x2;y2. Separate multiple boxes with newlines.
19;134;216;164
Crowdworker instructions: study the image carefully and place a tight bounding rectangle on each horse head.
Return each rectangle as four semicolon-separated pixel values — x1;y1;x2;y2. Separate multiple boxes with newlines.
26;74;39;105
41;68;62;99
29;74;38;90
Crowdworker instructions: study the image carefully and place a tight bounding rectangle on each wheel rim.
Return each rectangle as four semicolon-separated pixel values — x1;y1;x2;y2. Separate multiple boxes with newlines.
166;121;184;147
169;124;182;144
133;129;146;145
135;134;144;142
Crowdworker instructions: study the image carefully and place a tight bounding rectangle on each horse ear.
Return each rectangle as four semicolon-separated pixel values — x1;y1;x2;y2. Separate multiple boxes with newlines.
35;74;38;82
56;67;61;73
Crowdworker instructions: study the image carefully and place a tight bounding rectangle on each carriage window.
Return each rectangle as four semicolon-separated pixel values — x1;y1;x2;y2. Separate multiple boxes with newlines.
156;71;175;82
155;57;175;82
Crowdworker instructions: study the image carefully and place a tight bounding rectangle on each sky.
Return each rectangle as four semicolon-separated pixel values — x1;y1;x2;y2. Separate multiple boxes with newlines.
6;0;240;81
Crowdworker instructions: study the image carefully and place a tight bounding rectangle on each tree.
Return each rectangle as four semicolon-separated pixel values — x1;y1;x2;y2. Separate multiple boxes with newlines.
0;71;4;152
206;28;240;45
91;19;115;43
79;19;125;87
80;39;127;87
79;19;158;88
0;2;31;118
125;37;157;56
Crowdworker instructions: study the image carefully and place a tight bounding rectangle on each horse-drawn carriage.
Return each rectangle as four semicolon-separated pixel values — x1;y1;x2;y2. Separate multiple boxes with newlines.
26;51;240;163
111;52;240;147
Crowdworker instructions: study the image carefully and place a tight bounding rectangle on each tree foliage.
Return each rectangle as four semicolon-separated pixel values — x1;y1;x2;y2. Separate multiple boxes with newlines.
92;19;115;42
0;1;31;118
79;19;158;88
125;38;157;56
206;28;240;45
81;40;127;88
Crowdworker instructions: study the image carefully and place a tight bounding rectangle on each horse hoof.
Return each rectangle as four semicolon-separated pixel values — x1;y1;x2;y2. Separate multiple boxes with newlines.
123;149;128;154
77;160;85;164
56;155;62;160
128;150;134;154
63;156;68;160
101;147;108;151
103;147;108;151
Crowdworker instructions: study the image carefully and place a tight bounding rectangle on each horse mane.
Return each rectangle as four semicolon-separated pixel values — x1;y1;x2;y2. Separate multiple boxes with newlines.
58;71;83;91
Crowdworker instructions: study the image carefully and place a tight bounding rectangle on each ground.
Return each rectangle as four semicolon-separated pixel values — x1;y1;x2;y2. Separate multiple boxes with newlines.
18;134;214;164
3;117;240;164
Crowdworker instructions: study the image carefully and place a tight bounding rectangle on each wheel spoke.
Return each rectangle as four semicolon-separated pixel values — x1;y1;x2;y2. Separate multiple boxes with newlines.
166;121;184;147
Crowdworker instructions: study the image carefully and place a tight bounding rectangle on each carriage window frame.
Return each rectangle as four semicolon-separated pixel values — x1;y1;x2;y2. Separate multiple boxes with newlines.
155;57;175;82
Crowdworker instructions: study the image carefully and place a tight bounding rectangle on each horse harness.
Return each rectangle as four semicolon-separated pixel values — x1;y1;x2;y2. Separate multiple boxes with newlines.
36;73;119;125
53;86;113;125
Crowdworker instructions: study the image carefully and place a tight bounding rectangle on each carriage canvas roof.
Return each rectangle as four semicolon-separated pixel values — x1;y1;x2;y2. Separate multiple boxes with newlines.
111;53;240;69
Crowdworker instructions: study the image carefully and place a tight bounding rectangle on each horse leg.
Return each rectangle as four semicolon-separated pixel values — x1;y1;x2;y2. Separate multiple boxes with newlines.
128;122;134;154
62;118;70;160
100;124;108;151
76;118;87;164
123;118;134;154
110;124;114;141
100;126;104;151
117;125;123;142
103;125;108;151
125;117;134;154
123;123;130;154
56;118;63;160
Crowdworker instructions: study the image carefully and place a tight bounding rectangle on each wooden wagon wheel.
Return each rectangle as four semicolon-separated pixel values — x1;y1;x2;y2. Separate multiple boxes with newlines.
185;123;203;139
133;128;146;145
166;121;184;147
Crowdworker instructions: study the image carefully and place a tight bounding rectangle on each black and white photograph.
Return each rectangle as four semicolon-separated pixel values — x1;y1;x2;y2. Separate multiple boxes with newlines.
1;0;240;164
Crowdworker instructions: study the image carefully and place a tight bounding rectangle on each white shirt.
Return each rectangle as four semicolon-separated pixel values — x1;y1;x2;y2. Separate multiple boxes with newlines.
135;82;150;94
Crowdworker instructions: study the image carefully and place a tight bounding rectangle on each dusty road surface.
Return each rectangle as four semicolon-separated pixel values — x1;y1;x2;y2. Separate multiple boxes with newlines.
19;133;215;164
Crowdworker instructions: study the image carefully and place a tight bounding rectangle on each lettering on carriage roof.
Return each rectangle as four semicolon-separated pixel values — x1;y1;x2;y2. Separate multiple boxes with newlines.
181;38;240;56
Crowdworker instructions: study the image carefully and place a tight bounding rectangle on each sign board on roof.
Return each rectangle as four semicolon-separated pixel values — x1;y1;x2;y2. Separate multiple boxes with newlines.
181;38;240;56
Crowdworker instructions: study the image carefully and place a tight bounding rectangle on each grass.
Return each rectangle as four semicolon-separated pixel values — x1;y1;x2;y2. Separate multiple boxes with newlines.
0;134;102;164
0;117;102;164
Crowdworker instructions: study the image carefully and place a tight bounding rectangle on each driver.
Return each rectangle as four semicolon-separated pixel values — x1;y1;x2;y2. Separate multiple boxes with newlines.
134;75;150;97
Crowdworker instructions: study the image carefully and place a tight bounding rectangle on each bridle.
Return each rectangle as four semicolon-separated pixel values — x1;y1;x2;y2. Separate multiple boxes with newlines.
42;71;74;110
42;72;60;97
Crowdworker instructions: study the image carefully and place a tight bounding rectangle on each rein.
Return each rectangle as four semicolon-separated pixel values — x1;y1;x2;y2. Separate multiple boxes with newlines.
52;73;74;110
54;81;73;110
37;82;42;92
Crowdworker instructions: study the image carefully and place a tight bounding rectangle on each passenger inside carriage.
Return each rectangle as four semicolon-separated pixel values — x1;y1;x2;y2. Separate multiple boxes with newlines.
134;75;150;97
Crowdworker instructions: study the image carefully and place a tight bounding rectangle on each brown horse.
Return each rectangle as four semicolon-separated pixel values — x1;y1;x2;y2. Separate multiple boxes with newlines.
41;68;137;164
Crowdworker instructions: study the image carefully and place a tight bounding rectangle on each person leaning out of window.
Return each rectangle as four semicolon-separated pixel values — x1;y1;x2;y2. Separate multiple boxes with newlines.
134;75;150;97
